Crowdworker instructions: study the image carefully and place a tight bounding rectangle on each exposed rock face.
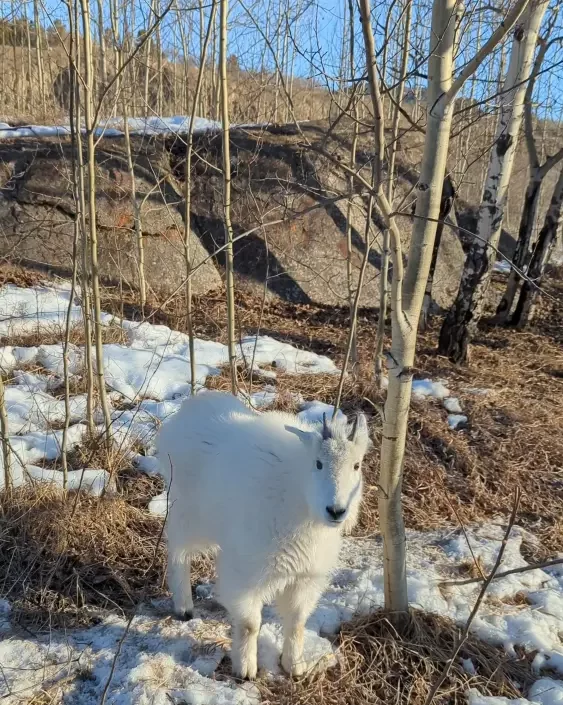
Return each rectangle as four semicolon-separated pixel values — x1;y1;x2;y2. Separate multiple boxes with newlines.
174;124;466;310
0;123;466;310
0;140;221;297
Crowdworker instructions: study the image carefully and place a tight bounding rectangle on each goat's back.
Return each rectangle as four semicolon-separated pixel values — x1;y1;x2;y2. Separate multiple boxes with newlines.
156;391;314;546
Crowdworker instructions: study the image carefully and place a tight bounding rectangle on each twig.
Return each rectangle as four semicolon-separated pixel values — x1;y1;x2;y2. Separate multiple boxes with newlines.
439;556;563;588
444;494;486;581
424;489;521;705
99;459;170;705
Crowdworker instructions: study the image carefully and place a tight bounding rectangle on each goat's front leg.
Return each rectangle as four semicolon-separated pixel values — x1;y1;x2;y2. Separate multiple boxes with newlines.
276;581;323;677
229;602;262;680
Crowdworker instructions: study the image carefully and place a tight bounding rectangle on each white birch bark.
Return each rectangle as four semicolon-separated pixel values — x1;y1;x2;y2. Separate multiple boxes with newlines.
219;0;237;393
359;0;530;612
439;0;549;362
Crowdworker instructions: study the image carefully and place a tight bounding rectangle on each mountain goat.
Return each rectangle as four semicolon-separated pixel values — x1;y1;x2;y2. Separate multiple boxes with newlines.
156;390;370;679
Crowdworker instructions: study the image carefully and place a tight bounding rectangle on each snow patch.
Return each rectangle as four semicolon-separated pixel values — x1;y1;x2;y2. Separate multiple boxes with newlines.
0;115;221;140
412;378;451;399
297;401;346;425
448;414;468;429
101;344;218;401
238;335;338;375
0;283;83;337
444;397;463;414
493;260;512;274
467;679;563;704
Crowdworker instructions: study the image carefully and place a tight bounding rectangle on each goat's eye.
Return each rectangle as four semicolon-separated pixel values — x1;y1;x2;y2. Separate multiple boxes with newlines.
354;463;360;470
316;460;323;470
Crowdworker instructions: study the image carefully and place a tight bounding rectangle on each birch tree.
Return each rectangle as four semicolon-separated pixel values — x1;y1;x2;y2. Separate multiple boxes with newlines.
358;0;530;611
496;30;563;323
184;0;217;392
80;0;113;443
220;0;237;393
511;165;563;327
438;0;550;363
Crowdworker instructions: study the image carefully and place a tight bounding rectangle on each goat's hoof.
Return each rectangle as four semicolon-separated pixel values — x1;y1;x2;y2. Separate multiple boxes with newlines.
176;610;194;621
232;663;257;681
281;656;306;678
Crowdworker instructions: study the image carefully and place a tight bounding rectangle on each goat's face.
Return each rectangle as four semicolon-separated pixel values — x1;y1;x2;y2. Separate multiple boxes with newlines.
287;413;371;527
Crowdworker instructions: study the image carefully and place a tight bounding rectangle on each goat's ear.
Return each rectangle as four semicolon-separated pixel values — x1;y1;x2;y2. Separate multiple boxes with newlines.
351;413;370;448
285;425;315;446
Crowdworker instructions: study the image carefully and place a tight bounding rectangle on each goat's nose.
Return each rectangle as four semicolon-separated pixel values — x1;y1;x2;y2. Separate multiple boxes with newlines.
326;505;346;521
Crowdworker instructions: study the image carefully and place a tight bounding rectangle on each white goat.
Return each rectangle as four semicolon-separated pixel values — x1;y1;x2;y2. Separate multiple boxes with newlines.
156;390;370;679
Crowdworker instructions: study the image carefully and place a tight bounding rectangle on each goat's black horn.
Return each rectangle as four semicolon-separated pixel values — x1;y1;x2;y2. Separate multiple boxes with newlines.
322;413;330;440
350;414;359;440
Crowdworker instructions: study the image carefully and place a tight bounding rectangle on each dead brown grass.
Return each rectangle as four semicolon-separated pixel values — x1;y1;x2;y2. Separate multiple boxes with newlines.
0;263;561;648
172;282;563;558
100;276;563;557
0;320;126;347
262;610;535;705
0;485;214;630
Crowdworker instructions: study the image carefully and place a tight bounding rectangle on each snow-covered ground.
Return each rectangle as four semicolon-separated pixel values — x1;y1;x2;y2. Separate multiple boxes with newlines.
0;280;562;704
2;527;563;704
0;116;222;140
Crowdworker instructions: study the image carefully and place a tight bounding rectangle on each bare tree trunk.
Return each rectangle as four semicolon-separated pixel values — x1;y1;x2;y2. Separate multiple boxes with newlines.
438;0;549;363
67;0;95;436
375;0;412;386
496;30;563;322
358;0;530;614
61;1;81;487
123;86;146;311
96;0;108;89
273;3;282;122
211;11;219;119
11;0;20;113
155;0;163;114
512;166;563;327
26;9;33;113
143;6;153;117
1;19;6;108
0;375;12;490
176;0;189;112
374;227;390;388
367;0;458;613
219;0;237;393
419;175;456;327
198;0;207;115
33;0;45;118
184;0;217;393
345;0;358;370
387;0;411;205
80;0;113;445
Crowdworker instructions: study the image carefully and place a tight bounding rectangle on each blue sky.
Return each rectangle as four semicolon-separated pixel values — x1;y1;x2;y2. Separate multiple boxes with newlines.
15;0;563;120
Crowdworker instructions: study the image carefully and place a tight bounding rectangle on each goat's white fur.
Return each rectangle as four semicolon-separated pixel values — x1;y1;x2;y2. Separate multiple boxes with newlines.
156;390;370;679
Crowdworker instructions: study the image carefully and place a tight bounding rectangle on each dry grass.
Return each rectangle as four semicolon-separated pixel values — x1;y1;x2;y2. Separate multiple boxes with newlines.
0;485;214;630
98;273;563;556
263;610;535;705
0;320;126;347
0;263;561;702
